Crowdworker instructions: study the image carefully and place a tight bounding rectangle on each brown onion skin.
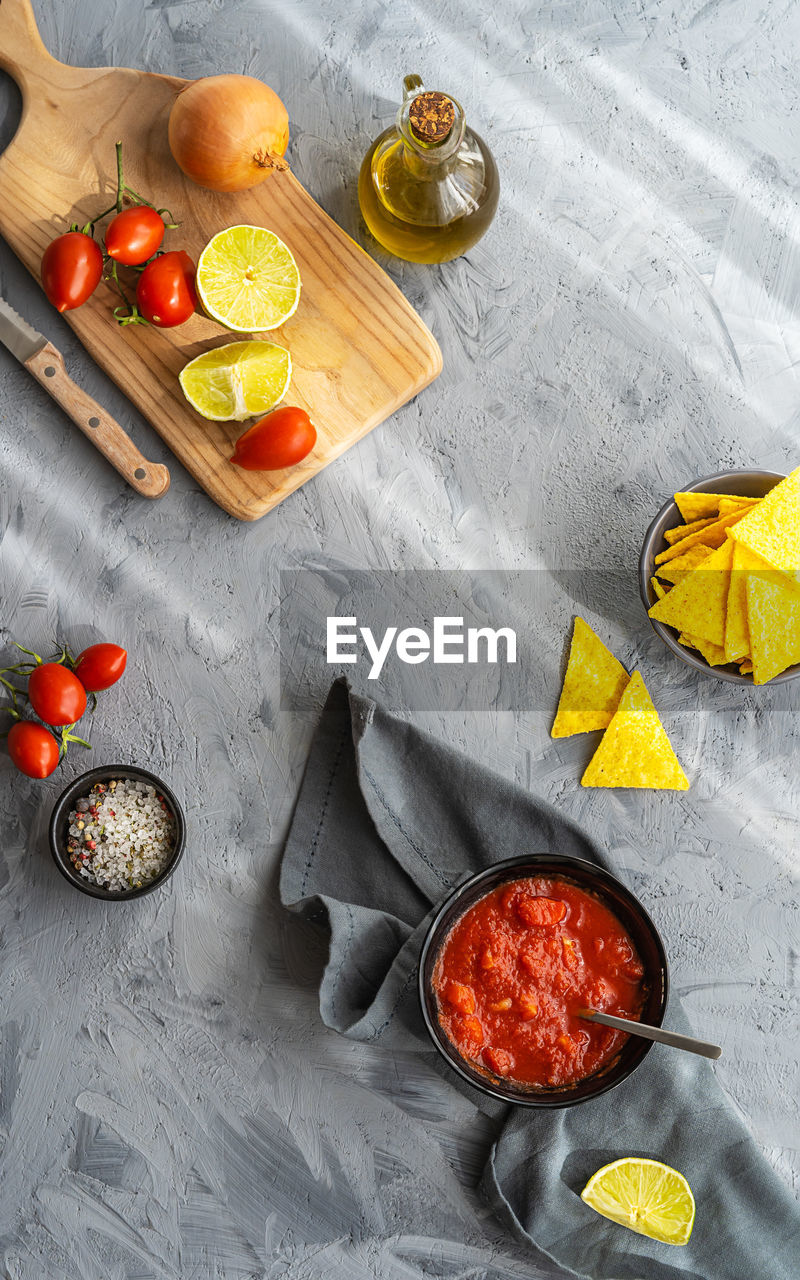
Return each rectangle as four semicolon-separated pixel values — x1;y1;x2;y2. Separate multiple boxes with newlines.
168;74;290;193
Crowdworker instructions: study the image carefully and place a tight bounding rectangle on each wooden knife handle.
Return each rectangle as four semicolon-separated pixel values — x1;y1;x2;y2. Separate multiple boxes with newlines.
25;343;170;499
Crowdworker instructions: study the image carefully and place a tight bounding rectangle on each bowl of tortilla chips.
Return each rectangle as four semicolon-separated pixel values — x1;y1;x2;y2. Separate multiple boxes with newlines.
639;468;800;685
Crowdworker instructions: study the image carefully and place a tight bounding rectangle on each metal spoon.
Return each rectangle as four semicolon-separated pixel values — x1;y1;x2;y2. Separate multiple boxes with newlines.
578;1008;722;1061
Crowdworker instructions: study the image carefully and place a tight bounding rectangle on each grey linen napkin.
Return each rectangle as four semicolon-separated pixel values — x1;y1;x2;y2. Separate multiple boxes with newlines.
280;679;800;1279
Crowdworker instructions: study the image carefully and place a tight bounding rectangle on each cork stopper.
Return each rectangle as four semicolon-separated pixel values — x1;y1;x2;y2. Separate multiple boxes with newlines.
408;91;455;144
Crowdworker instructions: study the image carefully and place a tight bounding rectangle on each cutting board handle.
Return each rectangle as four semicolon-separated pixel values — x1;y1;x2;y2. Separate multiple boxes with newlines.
0;0;59;91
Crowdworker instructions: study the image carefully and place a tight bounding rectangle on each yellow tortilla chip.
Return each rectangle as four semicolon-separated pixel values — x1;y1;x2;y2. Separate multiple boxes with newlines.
718;496;759;516
657;543;714;583
680;632;728;666
728;467;800;585
654;510;746;565
581;672;689;790
724;541;755;662
551;618;629;738
648;539;733;645
745;564;800;684
663;517;716;545
651;576;667;600
739;659;753;675
674;492;753;521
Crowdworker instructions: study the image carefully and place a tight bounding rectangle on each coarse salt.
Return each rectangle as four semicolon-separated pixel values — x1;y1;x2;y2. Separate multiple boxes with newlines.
66;778;176;891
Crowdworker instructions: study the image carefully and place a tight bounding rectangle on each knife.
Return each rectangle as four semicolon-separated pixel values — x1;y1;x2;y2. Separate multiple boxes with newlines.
0;295;170;499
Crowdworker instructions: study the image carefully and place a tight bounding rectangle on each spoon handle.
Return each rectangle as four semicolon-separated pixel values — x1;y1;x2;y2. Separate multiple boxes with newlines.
579;1009;722;1060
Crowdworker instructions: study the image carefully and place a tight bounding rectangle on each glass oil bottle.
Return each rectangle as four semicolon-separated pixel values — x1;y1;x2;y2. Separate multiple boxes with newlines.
358;74;499;264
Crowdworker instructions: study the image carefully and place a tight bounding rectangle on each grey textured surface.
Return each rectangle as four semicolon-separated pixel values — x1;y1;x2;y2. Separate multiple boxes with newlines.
0;1;798;1277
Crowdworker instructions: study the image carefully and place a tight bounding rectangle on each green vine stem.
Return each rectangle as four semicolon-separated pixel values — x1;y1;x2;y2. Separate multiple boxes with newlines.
60;724;92;758
1;641;69;678
72;142;179;237
11;641;43;665
105;259;149;326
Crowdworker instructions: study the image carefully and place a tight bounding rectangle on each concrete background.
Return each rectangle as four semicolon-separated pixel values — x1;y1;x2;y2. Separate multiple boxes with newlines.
1;0;799;1275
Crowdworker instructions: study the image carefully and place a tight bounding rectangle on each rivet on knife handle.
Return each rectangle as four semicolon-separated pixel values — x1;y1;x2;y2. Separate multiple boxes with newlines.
24;342;170;499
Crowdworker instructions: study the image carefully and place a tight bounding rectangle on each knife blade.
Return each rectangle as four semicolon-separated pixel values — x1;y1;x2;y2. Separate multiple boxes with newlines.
0;295;170;499
0;294;43;363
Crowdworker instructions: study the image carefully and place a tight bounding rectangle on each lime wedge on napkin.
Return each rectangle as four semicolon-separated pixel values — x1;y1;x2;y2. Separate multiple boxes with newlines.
581;1157;695;1245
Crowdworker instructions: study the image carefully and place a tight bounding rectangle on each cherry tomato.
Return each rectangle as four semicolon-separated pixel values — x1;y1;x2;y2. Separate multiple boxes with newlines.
41;232;103;313
28;663;87;727
73;643;127;692
105;206;165;265
136;250;197;327
8;722;60;778
230;407;317;471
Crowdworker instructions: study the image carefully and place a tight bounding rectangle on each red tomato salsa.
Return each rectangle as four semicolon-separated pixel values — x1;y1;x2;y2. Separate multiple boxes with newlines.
432;876;647;1088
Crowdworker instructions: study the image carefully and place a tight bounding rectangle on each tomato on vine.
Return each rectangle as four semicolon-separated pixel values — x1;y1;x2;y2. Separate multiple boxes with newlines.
7;722;60;779
39;143;181;326
105;206;166;265
41;232;104;312
1;639;127;781
28;663;87;727
135;251;198;327
73;644;127;692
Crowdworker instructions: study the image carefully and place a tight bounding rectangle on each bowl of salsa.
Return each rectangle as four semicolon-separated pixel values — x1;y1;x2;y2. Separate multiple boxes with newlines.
418;854;668;1107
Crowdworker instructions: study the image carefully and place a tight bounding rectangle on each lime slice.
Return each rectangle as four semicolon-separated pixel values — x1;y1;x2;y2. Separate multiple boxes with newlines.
580;1157;695;1246
179;340;291;421
197;225;301;332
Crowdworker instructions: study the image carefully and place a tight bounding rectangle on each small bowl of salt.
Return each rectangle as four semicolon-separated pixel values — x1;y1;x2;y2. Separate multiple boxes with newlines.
48;765;186;899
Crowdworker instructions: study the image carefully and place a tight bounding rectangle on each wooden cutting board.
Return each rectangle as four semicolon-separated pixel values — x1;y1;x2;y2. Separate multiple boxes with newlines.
0;0;442;520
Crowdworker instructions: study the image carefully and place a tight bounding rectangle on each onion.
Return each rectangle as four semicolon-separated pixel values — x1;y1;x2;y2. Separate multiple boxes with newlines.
168;74;290;193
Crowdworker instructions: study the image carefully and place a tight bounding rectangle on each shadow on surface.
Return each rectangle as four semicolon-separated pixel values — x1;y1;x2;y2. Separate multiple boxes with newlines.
0;71;22;155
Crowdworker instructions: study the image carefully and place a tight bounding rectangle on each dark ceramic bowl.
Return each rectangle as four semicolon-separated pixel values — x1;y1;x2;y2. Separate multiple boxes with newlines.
49;764;186;899
639;469;797;684
418;854;668;1108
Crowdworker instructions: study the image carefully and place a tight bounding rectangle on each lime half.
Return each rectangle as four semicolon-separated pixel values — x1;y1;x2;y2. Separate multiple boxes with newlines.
197;225;301;332
580;1157;695;1246
179;340;291;421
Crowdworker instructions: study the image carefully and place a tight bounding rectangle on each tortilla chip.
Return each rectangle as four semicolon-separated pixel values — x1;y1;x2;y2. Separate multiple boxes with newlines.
657;543;714;584
654;510;746;565
718;496;759;516
551;618;630;738
724;541;755;662
674;492;753;521
678;632;728;666
680;632;728;666
739;659;753;675
648;539;734;645
581;672;689;790
745;562;800;684
663;517;716;545
728;467;800;585
651;576;667;600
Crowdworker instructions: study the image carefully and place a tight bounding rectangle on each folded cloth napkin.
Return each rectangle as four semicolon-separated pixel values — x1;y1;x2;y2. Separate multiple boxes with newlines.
280;679;800;1279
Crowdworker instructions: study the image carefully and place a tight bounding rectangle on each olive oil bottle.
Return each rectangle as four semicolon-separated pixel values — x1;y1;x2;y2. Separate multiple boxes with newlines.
358;74;499;264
